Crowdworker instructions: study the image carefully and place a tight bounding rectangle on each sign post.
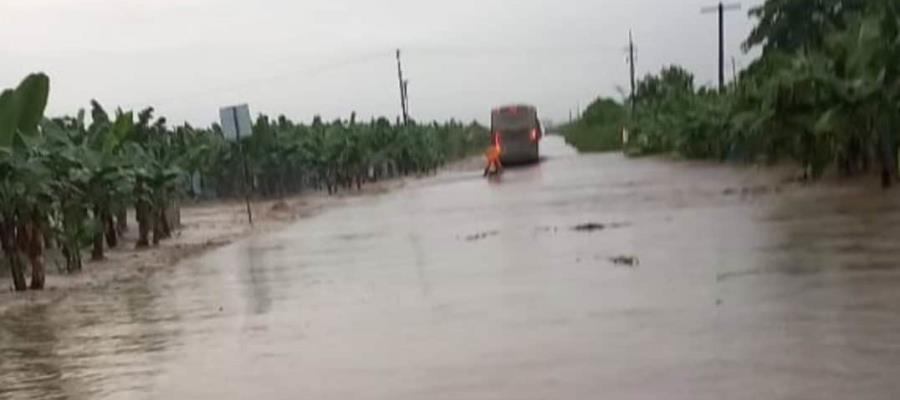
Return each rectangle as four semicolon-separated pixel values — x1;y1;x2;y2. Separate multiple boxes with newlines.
219;104;254;225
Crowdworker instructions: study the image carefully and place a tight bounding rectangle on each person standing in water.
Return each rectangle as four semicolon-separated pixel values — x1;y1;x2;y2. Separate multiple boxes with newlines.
484;145;502;177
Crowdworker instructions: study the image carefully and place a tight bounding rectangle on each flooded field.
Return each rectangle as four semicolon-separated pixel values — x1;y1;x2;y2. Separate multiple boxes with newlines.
2;136;900;400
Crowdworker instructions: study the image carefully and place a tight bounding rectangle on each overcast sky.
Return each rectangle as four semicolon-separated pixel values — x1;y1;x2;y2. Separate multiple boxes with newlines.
1;0;762;126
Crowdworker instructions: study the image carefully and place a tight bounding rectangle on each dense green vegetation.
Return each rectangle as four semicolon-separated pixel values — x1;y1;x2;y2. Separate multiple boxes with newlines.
0;76;487;291
560;99;626;152
569;0;900;187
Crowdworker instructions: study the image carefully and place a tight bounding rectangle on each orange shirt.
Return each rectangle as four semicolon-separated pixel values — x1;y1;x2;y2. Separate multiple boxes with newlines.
485;146;501;162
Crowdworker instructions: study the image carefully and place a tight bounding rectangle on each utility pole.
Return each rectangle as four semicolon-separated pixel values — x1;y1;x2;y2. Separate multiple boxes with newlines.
627;30;637;113
396;49;409;125
402;79;410;119
731;56;738;84
702;2;741;92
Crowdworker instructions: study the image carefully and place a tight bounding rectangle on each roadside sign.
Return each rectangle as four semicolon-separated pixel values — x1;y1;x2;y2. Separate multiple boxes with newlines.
219;104;252;141
217;103;254;225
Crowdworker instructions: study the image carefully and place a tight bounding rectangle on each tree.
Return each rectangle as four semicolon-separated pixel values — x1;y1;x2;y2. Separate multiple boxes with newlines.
744;0;867;54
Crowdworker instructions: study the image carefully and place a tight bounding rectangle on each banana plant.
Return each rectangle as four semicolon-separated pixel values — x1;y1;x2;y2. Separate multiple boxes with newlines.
813;3;900;186
41;116;91;273
129;119;186;247
2;72;487;291
0;73;51;291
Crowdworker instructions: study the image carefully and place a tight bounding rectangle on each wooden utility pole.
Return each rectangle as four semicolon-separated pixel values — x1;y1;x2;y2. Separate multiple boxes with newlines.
731;56;738;84
701;2;741;91
396;49;409;125
402;79;410;118
628;30;637;113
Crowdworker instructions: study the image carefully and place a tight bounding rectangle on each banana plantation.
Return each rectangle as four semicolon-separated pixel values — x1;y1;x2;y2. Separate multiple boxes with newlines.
626;0;900;187
0;75;487;291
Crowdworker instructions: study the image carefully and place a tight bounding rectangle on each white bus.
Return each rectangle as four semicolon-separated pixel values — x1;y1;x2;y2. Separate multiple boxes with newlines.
490;104;542;164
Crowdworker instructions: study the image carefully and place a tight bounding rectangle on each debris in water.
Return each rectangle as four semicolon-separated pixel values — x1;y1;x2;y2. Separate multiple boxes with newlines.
574;223;606;231
337;232;376;241
609;255;639;267
464;230;499;242
270;201;290;212
725;185;784;197
741;185;771;196
572;222;630;232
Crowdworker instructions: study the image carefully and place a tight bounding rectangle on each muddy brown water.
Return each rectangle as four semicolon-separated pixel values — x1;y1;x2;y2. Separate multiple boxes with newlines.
3;136;900;399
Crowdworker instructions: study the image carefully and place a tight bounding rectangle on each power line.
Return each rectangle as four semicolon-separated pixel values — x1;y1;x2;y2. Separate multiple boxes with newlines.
404;43;625;57
120;50;393;109
116;44;626;113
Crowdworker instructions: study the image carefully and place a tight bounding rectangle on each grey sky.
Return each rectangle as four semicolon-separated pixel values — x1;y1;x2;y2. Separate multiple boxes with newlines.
1;0;762;126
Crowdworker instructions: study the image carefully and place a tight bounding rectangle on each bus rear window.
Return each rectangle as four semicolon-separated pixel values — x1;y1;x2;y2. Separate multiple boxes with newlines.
492;107;537;130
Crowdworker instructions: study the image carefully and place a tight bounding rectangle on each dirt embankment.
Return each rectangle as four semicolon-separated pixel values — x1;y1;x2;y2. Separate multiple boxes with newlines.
0;176;417;315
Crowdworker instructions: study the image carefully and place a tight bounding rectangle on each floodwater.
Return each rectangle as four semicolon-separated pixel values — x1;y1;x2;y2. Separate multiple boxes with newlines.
3;136;900;399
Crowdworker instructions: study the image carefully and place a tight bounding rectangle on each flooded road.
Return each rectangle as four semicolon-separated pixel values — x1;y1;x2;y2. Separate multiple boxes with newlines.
3;136;900;399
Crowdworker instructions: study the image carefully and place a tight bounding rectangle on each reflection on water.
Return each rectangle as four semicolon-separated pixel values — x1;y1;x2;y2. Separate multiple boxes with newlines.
241;243;274;316
2;137;900;399
0;304;66;400
0;276;181;399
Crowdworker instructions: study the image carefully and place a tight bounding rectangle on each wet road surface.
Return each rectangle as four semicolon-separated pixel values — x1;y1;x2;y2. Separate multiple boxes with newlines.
3;136;900;399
